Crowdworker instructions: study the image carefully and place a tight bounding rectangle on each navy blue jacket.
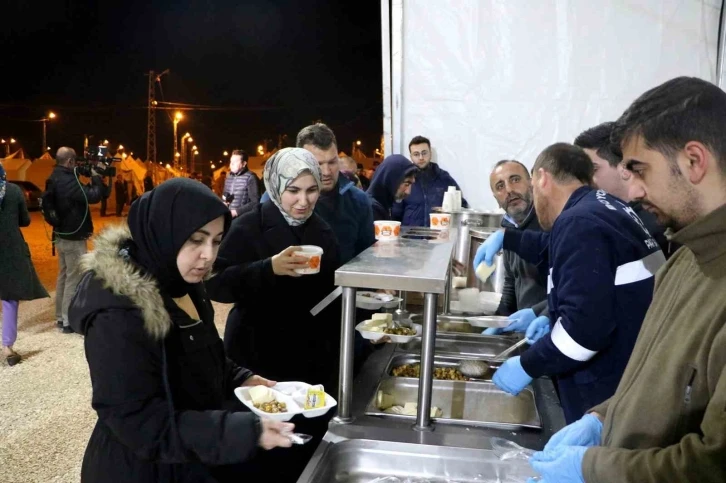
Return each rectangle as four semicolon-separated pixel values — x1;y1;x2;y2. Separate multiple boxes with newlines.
392;163;467;227
504;187;665;423
261;175;375;265
366;155;418;221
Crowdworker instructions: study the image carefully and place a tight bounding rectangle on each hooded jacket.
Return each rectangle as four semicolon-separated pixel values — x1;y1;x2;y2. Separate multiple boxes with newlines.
69;225;260;483
391;162;467;227
366;155;418;221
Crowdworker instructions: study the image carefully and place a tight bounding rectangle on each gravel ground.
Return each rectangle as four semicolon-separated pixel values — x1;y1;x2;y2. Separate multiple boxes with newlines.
1;210;233;482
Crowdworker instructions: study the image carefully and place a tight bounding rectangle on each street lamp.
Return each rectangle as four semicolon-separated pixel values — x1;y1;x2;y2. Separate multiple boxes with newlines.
173;111;183;168
352;139;362;157
192;150;199;173
41;112;56;156
181;133;192;173
223;150;228;156
1;138;16;156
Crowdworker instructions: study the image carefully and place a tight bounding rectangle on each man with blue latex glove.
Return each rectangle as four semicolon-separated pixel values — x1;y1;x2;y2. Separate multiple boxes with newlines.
524;315;550;344
493;143;664;423
529;446;587;483
472;229;503;269
491;356;532;395
543;413;602;452
482;307;536;335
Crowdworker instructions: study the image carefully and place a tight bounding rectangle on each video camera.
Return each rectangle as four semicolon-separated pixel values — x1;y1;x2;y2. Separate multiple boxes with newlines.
75;145;120;177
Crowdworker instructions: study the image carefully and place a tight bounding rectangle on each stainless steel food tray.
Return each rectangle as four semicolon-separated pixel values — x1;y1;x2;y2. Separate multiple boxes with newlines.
397;332;523;358
365;376;542;430
385;353;500;381
297;438;537;482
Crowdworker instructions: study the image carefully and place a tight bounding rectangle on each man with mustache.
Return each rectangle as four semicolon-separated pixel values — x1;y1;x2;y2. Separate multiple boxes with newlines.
475;143;665;425
366;154;418;221
529;76;726;483
260;123;375;264
482;160;549;340
575;122;678;258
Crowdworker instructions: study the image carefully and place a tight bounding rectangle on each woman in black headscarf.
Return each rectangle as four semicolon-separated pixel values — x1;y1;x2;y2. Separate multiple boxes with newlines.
68;178;294;483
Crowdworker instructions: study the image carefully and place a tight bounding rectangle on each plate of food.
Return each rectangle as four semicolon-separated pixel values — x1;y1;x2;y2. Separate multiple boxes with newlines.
356;291;402;310
273;381;338;419
235;383;337;421
356;313;422;344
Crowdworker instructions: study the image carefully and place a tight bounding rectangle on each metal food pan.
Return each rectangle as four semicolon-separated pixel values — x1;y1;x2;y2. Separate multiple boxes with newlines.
397;333;522;358
385;353;500;381
366;377;542;430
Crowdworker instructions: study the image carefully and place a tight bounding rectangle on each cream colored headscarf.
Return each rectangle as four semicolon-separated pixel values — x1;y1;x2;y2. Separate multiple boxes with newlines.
263;147;322;226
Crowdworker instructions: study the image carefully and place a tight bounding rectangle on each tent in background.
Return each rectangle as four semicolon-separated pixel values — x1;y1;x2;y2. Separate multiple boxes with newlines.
1;150;33;181
25;152;56;188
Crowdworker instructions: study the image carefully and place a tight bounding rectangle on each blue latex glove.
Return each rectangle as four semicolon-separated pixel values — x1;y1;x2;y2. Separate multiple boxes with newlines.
530;446;587;483
525;315;551;344
472;229;504;269
492;356;533;395
482;308;535;336
544;413;603;452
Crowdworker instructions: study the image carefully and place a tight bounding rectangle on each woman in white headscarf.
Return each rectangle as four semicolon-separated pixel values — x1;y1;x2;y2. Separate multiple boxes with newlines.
207;147;341;482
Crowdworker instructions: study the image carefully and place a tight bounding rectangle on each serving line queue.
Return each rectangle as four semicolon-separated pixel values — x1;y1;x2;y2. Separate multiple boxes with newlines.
57;76;726;483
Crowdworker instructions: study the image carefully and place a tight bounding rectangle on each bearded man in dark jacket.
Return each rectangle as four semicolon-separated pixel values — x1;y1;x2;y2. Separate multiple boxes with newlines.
366;154;417;221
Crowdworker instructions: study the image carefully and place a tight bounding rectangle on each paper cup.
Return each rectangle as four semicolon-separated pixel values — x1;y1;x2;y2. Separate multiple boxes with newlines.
429;213;451;229
374;220;401;241
293;245;324;274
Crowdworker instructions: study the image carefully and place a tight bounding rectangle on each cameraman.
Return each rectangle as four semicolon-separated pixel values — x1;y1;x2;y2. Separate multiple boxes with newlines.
49;147;104;334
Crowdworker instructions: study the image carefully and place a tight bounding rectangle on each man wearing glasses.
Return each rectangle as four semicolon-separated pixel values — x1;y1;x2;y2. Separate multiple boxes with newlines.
575;122;677;258
393;135;467;227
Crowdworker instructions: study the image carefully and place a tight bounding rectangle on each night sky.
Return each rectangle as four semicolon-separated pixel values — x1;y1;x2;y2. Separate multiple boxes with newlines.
1;1;382;167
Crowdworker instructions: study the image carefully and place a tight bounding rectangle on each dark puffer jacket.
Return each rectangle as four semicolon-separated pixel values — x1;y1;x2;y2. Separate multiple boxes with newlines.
366;155;418;221
69;225;261;483
224;168;260;212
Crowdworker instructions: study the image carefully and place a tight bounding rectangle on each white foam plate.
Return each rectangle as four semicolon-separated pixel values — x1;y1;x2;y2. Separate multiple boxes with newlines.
235;383;337;420
356;291;402;310
355;322;422;344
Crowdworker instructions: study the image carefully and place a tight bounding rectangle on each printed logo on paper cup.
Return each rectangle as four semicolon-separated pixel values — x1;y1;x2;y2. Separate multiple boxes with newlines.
381;226;392;237
375;225;381;236
431;217;439;226
308;255;321;269
441;216;450;227
393;225;400;236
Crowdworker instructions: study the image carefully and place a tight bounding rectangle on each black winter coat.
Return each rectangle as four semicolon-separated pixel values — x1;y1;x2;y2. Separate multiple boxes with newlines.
207;201;341;391
47;165;103;240
69;225;261;483
0;182;48;301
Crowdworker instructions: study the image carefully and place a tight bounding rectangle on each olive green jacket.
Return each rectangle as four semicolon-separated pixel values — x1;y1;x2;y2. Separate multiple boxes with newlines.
583;203;726;482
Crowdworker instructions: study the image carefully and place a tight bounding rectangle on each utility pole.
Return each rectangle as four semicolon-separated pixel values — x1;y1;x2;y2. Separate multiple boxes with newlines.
145;69;169;165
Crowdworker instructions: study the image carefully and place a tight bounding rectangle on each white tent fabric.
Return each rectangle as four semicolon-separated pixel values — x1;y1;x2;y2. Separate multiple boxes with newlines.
397;0;722;211
25;152;56;188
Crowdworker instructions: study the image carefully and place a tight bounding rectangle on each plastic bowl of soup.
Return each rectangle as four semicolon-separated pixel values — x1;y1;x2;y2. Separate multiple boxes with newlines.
374;220;401;241
293;245;324;274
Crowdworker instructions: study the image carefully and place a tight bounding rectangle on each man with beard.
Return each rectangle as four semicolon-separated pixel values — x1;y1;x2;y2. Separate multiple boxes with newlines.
575;121;678;258
474;143;665;424
260;123;375;264
481;160;549;340
393;135;468;227
366;154;417;221
529;76;726;483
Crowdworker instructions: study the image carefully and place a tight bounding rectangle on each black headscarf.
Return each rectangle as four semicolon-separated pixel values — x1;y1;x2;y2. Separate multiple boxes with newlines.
127;178;231;297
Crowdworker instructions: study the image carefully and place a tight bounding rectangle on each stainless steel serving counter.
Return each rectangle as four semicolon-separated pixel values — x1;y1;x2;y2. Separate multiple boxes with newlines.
299;234;566;483
297;344;566;482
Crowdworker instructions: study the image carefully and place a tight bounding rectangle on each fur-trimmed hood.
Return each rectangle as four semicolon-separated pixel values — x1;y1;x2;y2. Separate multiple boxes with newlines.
69;224;172;339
